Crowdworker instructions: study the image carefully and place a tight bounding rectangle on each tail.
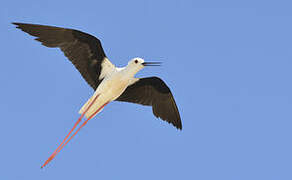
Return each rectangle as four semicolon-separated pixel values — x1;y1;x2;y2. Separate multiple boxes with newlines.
79;96;93;114
79;93;105;118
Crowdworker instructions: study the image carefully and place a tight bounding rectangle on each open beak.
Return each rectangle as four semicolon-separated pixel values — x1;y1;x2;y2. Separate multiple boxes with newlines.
142;62;162;66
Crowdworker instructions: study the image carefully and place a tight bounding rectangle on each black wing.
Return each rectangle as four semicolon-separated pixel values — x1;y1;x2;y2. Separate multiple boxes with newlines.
13;22;108;90
116;77;182;130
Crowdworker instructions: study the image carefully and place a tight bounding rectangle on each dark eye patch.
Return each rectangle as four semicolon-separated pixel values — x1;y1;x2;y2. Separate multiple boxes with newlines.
135;60;138;63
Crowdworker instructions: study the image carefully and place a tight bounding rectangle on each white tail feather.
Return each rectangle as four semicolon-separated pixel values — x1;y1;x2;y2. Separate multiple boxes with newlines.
79;93;106;119
78;97;93;114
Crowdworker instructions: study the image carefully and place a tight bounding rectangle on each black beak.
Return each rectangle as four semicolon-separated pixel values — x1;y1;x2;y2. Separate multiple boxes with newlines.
142;62;162;66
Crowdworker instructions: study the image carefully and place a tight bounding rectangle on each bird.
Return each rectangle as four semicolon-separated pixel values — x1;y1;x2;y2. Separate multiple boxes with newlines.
13;22;182;168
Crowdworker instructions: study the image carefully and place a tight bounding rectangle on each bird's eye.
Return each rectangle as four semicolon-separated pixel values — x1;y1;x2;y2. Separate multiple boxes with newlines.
134;60;138;64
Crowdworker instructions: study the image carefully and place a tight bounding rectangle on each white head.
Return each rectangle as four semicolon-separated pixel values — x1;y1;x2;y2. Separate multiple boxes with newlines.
125;57;161;77
126;57;145;72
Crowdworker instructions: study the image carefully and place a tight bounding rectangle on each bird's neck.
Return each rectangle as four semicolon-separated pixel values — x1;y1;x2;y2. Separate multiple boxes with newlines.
121;65;139;78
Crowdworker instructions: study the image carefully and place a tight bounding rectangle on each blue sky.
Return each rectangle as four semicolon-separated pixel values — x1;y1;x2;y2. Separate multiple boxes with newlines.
1;0;292;179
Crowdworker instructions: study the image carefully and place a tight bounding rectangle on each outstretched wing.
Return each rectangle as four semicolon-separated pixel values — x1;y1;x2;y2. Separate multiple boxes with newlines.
116;77;182;129
13;22;114;90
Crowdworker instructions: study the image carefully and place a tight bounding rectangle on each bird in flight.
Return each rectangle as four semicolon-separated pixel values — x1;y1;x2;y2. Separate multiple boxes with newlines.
13;22;182;168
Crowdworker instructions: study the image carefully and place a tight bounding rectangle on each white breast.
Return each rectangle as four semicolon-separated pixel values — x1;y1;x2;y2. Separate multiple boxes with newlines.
79;69;132;118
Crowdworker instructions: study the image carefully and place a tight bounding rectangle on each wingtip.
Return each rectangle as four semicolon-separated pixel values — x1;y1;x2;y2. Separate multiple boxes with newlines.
12;22;20;26
12;22;32;28
176;125;182;131
172;118;182;130
12;22;21;29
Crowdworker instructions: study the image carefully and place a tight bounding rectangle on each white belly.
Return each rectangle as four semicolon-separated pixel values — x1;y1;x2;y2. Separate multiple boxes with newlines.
79;71;130;118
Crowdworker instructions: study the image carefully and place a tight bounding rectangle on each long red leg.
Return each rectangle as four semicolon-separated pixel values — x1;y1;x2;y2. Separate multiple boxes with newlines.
41;94;100;168
55;101;109;154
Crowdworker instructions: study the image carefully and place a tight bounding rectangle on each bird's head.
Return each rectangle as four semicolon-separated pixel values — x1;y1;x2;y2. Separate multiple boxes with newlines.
127;57;161;74
128;57;145;69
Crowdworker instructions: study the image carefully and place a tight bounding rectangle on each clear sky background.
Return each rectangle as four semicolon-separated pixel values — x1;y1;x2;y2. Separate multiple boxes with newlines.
1;0;292;179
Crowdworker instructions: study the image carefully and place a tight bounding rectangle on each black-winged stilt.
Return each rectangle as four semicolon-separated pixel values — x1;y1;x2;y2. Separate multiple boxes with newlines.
13;23;182;168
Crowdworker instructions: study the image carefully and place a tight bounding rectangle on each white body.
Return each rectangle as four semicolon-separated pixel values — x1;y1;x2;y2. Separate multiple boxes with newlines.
79;58;144;118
